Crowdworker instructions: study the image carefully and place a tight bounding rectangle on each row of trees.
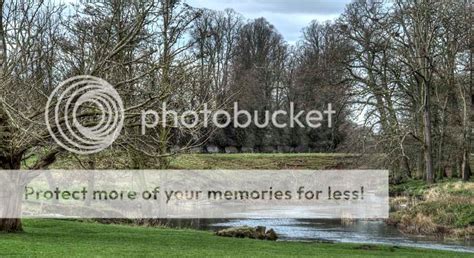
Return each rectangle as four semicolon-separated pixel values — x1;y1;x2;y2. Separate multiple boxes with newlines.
188;0;473;186
190;10;351;153
339;0;472;183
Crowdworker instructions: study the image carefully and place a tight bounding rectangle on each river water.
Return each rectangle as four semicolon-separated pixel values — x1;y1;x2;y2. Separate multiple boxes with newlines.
188;218;474;253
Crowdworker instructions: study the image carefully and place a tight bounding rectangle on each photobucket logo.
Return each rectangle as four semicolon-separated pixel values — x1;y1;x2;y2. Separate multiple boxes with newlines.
141;102;335;135
45;75;124;154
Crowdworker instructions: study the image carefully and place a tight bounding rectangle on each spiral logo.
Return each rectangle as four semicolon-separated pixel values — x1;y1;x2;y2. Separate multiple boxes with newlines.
45;75;124;154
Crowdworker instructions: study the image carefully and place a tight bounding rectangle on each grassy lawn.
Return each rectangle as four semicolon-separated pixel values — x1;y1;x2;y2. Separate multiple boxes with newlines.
0;219;470;257
46;152;361;170
169;153;359;170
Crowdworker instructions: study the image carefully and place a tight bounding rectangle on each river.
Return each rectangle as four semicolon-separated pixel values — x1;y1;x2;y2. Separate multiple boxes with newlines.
183;218;474;253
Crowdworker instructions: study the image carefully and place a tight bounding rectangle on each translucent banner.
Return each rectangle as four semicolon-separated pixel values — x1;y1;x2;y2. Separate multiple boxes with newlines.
0;170;388;218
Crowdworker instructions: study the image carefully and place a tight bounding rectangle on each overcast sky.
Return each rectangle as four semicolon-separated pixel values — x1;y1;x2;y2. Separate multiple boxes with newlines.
185;0;352;44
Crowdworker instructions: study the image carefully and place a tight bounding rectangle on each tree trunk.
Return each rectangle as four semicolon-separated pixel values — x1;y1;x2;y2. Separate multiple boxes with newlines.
0;181;23;232
0;162;23;232
0;101;23;232
423;82;434;184
460;92;472;182
465;10;473;182
0;219;22;233
462;152;471;181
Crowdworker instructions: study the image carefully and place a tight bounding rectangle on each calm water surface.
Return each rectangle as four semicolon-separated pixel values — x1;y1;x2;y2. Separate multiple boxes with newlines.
181;218;474;253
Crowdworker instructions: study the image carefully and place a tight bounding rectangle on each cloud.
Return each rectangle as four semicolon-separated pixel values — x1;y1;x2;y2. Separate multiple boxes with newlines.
186;0;348;15
185;0;350;44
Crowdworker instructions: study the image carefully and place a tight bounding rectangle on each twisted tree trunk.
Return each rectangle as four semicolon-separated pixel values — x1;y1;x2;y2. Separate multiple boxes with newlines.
0;100;23;232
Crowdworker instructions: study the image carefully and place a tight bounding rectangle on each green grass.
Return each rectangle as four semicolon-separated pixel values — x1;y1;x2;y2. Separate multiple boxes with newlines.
0;219;470;257
169;153;358;170
390;180;433;197
43;152;360;170
390;179;474;198
409;201;474;228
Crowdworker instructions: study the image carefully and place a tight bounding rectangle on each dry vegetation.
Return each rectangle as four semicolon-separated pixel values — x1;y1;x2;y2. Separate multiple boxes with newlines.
389;181;474;239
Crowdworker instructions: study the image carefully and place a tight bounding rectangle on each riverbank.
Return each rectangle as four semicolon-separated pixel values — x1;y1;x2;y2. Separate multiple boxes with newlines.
171;154;473;241
389;180;474;240
0;219;470;257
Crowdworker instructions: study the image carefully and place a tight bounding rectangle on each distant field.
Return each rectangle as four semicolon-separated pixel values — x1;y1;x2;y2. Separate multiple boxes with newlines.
46;152;362;170
169;153;361;170
46;152;474;172
0;219;470;257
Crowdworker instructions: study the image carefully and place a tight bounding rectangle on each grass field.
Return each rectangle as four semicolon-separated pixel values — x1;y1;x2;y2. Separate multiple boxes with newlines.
0;219;470;257
169;153;360;169
47;152;361;170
